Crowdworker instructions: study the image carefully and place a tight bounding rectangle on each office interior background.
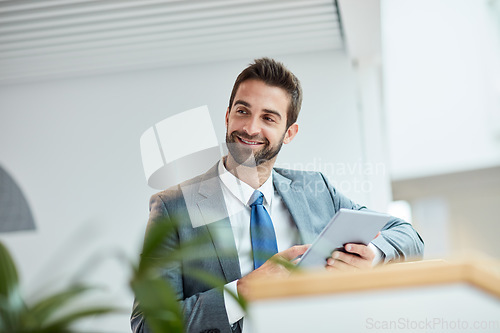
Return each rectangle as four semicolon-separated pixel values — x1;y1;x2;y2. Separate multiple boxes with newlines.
1;0;499;331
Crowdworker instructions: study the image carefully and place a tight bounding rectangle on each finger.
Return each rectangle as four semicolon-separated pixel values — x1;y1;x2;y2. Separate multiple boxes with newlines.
326;265;339;271
325;258;354;271
344;243;372;259
329;251;364;267
279;244;310;261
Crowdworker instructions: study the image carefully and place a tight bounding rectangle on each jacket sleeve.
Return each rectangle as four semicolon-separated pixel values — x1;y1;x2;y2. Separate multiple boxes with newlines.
319;173;424;263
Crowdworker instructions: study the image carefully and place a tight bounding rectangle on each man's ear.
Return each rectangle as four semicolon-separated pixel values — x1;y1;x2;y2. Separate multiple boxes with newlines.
225;107;230;127
283;123;299;144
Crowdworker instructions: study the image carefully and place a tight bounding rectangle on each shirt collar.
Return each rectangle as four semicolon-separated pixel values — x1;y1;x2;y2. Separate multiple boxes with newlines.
218;158;274;208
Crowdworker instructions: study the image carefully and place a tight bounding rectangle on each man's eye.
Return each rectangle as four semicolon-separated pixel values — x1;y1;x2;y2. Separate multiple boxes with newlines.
264;116;275;122
236;109;247;114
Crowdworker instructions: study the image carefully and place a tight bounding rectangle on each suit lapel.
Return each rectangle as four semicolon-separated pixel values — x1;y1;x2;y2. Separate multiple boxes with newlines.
195;164;241;282
273;170;316;244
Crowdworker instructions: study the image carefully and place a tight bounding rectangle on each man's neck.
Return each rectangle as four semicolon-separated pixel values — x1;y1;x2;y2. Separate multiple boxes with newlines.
224;155;275;189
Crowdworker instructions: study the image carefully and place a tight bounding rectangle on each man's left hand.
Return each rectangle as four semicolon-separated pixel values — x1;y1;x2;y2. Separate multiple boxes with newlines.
325;243;375;271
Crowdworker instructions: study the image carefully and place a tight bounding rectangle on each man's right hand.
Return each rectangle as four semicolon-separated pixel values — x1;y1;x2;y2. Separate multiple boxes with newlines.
236;245;309;299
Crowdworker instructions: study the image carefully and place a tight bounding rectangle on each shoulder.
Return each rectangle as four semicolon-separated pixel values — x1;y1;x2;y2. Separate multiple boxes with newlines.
151;163;219;205
273;167;327;184
273;167;322;177
272;167;334;198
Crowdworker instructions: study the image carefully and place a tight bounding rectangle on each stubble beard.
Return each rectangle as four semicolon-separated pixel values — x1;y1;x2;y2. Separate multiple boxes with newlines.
225;130;285;167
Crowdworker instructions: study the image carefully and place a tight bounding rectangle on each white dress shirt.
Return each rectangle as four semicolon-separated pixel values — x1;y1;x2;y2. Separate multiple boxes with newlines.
218;160;299;325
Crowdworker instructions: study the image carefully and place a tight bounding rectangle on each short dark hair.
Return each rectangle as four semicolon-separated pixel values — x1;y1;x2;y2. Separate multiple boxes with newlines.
228;58;302;128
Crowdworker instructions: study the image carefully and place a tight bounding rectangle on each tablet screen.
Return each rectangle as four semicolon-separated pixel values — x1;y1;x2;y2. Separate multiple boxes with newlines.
297;208;391;269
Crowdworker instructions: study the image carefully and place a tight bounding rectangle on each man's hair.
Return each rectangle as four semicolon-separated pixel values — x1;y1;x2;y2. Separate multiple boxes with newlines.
228;58;303;128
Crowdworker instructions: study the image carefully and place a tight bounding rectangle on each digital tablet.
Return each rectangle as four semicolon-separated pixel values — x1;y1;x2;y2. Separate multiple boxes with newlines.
297;208;392;269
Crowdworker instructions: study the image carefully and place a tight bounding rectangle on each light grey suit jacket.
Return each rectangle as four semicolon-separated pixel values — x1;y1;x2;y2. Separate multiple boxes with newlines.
131;163;424;333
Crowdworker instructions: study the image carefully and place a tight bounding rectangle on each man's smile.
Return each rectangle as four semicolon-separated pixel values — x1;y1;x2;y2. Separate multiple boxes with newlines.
236;135;265;146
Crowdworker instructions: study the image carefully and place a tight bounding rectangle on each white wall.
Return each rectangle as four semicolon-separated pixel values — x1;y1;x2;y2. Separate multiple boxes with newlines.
274;54;379;208
0;49;381;331
382;0;500;180
382;0;500;260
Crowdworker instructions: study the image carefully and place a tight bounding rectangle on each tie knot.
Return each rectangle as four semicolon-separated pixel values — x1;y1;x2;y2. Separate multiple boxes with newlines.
249;190;264;207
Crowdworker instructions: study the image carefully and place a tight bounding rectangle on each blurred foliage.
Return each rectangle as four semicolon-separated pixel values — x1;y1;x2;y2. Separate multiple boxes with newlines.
130;218;246;333
0;216;246;333
0;241;116;333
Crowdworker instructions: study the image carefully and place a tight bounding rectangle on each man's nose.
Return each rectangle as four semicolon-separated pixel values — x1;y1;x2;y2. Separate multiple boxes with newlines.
243;116;261;136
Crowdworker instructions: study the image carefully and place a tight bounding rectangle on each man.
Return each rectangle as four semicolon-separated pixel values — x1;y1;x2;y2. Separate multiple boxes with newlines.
131;58;424;333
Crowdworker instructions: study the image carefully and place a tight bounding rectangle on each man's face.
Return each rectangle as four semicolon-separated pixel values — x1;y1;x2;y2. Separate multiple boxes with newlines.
225;79;297;167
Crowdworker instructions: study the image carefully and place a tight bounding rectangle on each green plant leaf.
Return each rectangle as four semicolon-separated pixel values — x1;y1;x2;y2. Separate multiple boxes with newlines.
36;306;117;333
132;216;247;333
186;268;248;312
0;241;119;333
0;241;26;332
136;219;177;278
0;296;13;332
141;218;176;259
269;254;298;272
139;227;238;280
26;285;93;327
131;277;184;333
160;234;218;263
137;219;219;280
0;241;20;299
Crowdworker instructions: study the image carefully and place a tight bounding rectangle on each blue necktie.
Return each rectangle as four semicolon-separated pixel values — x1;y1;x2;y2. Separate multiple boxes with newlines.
250;190;278;269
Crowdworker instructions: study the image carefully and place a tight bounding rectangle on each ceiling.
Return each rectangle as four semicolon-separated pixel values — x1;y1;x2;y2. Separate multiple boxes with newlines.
0;0;344;85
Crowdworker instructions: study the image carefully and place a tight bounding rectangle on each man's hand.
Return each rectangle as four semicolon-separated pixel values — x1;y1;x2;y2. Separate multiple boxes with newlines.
326;243;377;271
326;231;381;271
237;245;309;299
